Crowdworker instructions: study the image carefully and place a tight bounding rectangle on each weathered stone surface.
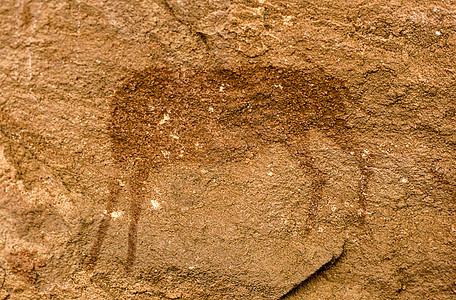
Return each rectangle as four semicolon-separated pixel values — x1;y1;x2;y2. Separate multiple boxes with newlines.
0;0;455;299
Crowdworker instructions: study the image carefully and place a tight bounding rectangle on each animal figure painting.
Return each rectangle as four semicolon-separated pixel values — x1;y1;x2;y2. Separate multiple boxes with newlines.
87;66;371;273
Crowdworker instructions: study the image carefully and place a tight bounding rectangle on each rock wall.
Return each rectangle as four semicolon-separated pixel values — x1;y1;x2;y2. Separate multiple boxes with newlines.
0;0;455;299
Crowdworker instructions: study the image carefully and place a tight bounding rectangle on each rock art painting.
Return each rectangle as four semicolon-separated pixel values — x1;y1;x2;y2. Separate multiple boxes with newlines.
1;1;455;298
85;66;370;298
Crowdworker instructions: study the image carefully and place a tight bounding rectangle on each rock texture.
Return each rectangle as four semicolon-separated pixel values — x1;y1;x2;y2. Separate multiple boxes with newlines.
0;0;455;299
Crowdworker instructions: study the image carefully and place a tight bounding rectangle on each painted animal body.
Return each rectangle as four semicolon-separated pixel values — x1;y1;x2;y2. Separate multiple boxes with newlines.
88;66;370;272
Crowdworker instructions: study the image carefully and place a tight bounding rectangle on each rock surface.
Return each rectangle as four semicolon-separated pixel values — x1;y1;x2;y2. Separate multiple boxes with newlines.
0;0;455;299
